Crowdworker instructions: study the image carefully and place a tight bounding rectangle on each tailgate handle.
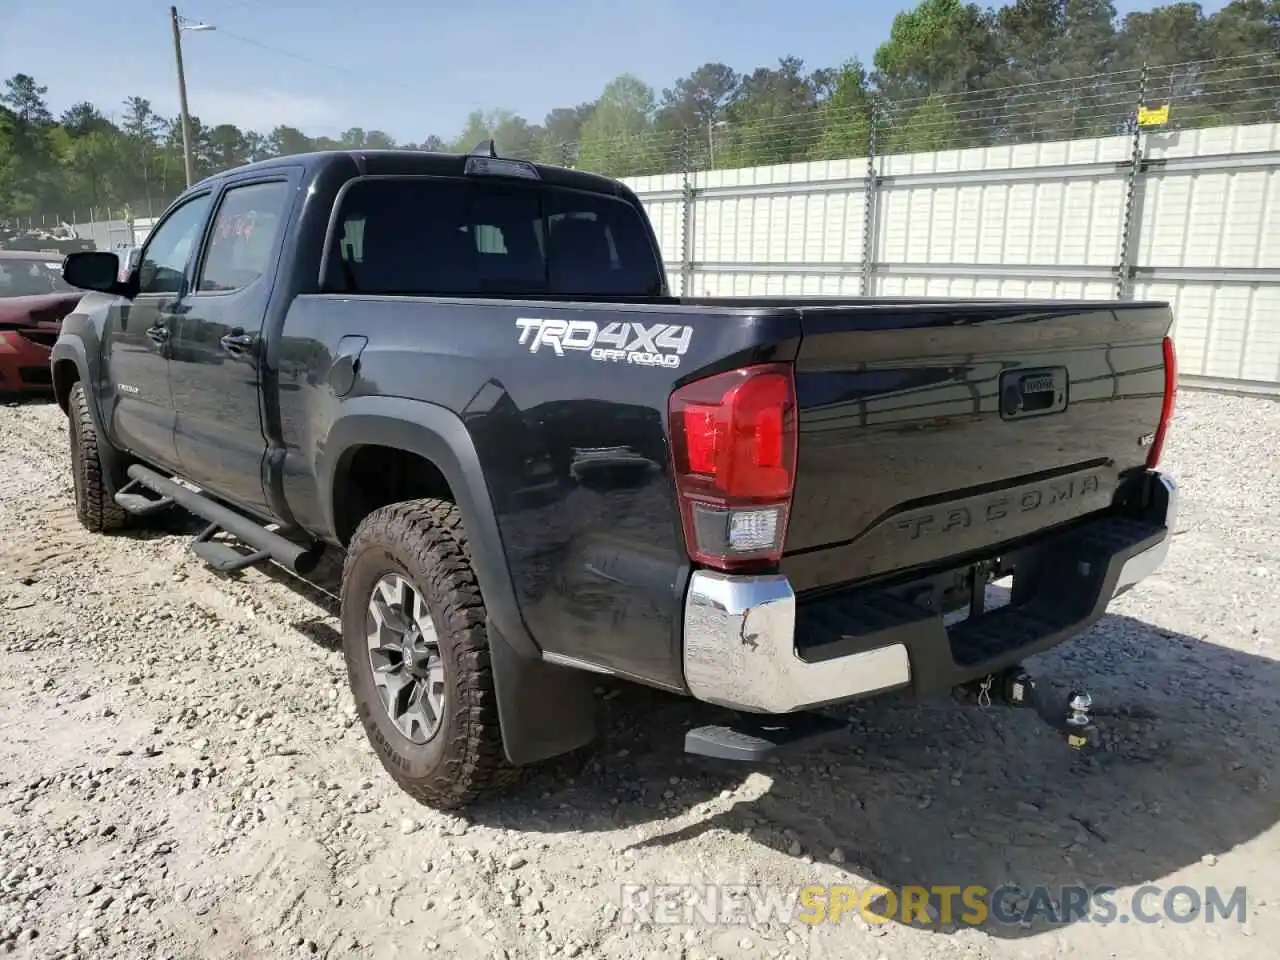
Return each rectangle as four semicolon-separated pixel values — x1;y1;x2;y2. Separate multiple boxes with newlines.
1000;367;1068;420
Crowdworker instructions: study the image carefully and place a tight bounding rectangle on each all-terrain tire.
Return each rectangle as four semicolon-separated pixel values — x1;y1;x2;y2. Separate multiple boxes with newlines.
67;380;128;534
340;498;523;809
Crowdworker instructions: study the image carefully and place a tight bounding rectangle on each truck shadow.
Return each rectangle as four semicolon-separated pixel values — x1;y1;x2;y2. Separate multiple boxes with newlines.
478;614;1279;940
220;554;1277;940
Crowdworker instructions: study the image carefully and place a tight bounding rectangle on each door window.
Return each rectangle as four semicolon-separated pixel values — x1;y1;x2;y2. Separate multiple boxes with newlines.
196;181;292;293
136;194;213;295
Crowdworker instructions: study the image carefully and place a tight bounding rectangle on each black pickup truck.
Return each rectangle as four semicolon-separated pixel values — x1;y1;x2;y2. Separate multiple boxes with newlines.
52;144;1179;810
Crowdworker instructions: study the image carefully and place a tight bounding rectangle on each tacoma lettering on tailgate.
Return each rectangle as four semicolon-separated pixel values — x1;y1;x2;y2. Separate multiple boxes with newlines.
893;472;1106;542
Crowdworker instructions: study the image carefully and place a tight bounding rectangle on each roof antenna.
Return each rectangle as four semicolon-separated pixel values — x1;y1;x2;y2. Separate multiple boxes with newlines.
470;139;498;158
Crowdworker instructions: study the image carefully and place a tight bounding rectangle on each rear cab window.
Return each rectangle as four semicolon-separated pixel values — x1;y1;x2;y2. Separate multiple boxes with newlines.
328;177;664;297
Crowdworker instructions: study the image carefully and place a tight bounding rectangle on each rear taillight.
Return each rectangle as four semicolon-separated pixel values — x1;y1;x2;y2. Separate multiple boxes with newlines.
668;362;798;571
1146;335;1177;469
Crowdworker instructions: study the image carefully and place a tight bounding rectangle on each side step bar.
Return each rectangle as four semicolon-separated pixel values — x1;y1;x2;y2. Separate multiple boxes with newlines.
191;522;273;573
112;478;175;517
119;464;323;576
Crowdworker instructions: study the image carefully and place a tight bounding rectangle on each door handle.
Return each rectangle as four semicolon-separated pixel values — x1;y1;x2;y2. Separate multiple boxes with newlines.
145;325;169;344
220;333;257;355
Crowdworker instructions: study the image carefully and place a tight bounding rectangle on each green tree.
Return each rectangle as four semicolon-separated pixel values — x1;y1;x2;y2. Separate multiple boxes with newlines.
577;75;660;177
887;93;963;152
6;10;1280;225
60;102;113;138
874;0;1002;96
2;74;53;126
448;110;493;153
655;63;740;139
872;0;1001;148
811;60;873;161
538;104;596;164
207;124;251;170
990;0;1123;140
1117;1;1214;66
717;57;825;166
266;125;314;157
0;74;56;214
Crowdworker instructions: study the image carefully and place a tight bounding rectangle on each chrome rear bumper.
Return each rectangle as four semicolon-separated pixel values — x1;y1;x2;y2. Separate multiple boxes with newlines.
681;472;1178;714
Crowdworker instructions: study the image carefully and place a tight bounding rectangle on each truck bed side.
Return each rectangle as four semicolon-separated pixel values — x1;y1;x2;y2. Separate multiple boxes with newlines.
272;295;802;691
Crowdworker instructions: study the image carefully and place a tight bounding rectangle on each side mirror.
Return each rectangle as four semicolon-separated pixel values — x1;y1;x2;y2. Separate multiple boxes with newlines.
62;251;126;295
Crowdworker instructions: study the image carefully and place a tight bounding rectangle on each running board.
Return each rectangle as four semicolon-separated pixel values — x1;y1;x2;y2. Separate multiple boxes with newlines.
124;464;323;576
191;523;274;572
113;479;175;516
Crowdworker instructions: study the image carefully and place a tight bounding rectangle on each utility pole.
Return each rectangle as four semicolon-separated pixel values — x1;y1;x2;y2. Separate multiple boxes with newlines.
707;120;727;169
171;5;195;187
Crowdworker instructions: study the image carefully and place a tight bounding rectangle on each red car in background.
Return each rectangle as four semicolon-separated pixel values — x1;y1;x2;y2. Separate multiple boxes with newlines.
0;250;84;397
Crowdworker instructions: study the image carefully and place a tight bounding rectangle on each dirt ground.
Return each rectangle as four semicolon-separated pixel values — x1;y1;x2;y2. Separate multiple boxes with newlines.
0;390;1276;960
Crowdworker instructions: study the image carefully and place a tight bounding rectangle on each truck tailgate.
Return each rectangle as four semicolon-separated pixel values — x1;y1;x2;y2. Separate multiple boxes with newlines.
781;301;1173;595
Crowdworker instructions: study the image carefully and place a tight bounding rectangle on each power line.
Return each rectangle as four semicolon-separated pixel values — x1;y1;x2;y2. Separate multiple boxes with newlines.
205;0;257;12
204;26;362;80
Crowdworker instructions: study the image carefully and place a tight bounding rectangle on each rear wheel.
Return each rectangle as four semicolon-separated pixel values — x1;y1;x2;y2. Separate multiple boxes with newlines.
340;498;522;809
67;381;127;534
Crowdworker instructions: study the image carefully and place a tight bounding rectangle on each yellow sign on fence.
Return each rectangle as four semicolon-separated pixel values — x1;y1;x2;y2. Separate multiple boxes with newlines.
1138;104;1171;127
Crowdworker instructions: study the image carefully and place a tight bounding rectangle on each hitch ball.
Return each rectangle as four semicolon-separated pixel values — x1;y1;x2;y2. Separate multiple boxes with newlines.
1065;691;1093;749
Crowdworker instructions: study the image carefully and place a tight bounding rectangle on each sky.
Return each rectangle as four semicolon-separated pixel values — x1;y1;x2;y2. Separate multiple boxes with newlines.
1;0;1228;143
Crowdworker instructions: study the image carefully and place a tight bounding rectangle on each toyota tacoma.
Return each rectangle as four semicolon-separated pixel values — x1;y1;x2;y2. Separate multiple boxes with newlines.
51;144;1179;810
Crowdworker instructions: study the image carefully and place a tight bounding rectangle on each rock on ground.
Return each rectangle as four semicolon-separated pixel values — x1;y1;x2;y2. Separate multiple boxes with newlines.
0;390;1277;960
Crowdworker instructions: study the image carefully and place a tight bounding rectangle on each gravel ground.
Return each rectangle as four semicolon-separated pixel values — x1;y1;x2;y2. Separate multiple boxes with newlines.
0;390;1277;960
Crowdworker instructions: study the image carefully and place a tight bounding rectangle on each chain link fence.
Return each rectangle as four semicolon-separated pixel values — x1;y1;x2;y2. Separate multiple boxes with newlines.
568;53;1280;178
6;53;1278;250
1;202;162;255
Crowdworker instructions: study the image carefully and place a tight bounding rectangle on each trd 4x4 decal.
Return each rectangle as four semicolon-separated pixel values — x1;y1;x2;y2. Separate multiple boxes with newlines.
515;318;693;369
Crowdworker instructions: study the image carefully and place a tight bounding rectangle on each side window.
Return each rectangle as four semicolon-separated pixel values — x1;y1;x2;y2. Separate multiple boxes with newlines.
137;195;212;295
197;181;291;293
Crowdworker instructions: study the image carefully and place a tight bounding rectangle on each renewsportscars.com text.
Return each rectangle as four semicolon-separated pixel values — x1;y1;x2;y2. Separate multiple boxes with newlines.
619;882;1249;928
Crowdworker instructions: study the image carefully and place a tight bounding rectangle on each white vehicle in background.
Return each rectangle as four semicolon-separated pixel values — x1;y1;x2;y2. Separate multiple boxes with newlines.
113;246;141;281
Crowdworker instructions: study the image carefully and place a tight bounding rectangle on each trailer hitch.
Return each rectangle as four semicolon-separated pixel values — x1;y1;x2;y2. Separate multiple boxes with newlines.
955;666;1097;750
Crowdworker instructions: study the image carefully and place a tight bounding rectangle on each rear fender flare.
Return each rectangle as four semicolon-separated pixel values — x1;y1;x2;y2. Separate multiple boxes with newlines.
321;396;598;765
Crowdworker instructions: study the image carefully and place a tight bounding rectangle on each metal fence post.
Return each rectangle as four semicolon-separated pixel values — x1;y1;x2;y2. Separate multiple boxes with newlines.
1115;62;1149;301
860;105;881;297
680;128;696;297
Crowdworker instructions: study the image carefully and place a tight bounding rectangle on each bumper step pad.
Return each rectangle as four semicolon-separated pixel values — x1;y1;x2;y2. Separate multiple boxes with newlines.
793;514;1167;697
685;713;850;761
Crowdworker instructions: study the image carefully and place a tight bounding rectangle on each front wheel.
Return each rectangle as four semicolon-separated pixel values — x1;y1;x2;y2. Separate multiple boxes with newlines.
67;380;128;534
340;498;522;809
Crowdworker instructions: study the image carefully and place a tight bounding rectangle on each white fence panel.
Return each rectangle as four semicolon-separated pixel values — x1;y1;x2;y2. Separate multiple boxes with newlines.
627;172;685;295
624;120;1280;391
1132;124;1280;383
